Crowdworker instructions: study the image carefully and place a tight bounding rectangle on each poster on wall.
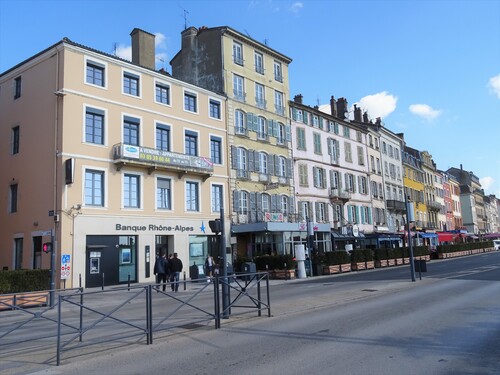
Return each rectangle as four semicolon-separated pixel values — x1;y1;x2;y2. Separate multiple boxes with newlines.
189;243;203;257
121;248;131;264
90;258;100;274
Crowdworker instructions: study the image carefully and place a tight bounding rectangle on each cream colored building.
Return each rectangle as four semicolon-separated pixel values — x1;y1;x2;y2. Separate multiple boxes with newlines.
171;26;297;258
0;29;229;288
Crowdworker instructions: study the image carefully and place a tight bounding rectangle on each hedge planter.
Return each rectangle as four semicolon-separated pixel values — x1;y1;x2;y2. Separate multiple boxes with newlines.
366;260;375;269
374;260;387;268
351;262;366;271
323;265;341;275
270;269;296;280
340;264;351;273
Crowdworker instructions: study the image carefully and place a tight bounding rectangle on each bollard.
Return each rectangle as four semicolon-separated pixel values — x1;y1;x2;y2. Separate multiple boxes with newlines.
79;273;82;288
128;273;131;291
183;271;186;290
101;273;105;290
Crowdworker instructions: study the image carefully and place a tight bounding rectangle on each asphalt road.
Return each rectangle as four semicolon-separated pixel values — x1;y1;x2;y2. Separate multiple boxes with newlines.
2;251;500;375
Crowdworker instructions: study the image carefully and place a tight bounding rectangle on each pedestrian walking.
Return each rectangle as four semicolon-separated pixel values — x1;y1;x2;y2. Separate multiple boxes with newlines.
205;254;214;277
168;252;183;292
154;253;168;291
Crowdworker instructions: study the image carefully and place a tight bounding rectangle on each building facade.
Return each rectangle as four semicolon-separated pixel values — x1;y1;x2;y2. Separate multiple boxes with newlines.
170;26;302;258
0;29;229;287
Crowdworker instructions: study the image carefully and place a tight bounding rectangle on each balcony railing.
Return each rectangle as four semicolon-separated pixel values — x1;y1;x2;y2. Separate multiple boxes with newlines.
386;199;406;212
112;143;213;179
329;188;351;202
427;201;443;211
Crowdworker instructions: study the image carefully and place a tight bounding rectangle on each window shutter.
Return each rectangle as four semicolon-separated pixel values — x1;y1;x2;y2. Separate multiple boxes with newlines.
361;206;365;224
321;169;327;189
285;124;291;141
271;194;278;212
231;146;237;169
256;193;262;211
268;154;275;175
327;138;332;155
233;190;240;212
253;115;259;131
313;167;318;187
355;206;360;224
315;202;320;222
248;150;255;171
303;111;308;125
246;112;253;130
289;195;296;213
347;205;352;222
286;158;292;178
358;176;362;193
292;108;297;121
250;192;256;210
368;207;372;224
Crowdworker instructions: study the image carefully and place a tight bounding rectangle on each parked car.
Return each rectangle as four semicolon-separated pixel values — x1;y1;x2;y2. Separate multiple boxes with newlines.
493;240;500;250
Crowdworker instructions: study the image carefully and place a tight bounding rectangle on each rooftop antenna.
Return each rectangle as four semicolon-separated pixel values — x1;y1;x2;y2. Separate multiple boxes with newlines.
180;7;190;30
113;42;117;56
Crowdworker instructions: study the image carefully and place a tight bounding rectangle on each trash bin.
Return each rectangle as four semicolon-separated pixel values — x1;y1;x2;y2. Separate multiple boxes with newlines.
241;262;256;280
414;259;427;272
189;264;199;281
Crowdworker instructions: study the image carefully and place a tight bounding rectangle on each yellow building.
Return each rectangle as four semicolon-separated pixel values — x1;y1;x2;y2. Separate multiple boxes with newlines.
402;146;426;230
171;26;298;258
0;29;229;288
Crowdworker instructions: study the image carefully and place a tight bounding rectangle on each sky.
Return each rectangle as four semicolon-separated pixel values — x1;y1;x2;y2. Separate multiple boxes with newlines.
1;0;499;196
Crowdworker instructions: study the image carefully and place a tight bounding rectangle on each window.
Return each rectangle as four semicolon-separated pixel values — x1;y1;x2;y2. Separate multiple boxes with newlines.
382;142;387;154
313;133;322;154
300;201;310;221
330;170;340;189
123;116;140;146
343;126;350;138
388;145;394;158
274;61;283;82
235;147;248;178
233;74;244;101
234;110;246;134
259;152;268;174
278;156;287;177
298;164;308;186
184;91;197;112
356;131;362;142
123;72;139;96
11;126;19;154
14;76;21;99
238;191;249;214
370;155;375;172
316;202;326;222
394;148;400;160
124;174;140;208
233;42;243;65
277;122;286;144
345;142;352;162
86;107;104;145
358;176;368;195
155;83;170;105
296;109;303;122
14;238;23;270
157;178;171;210
262;194;271;212
368;134;373;147
255;83;265;108
296;127;306;150
86;61;105;87
313;115;319;127
209;99;221;119
313;167;326;188
274;90;284;115
156;123;170;151
210;136;222;164
280;196;289;214
212;184;223;212
376;158;381;174
371;181;378;198
257;117;267;140
254;52;264;74
346;174;356;192
357;146;365;165
185;130;198;156
85;169;104;206
9;183;18;213
186;181;199;211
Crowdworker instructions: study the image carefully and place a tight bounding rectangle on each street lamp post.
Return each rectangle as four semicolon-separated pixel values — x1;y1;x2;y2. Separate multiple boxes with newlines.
405;194;416;282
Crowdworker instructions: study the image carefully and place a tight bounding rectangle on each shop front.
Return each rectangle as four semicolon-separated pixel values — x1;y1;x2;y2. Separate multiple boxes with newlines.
70;216;223;288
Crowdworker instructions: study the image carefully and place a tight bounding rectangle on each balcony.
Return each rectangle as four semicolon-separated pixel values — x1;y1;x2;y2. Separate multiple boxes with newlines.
329;188;351;203
112;143;213;180
427;201;443;212
386;199;406;212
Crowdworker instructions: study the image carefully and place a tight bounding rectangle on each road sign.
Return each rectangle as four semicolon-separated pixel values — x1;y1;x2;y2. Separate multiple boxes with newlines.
61;254;71;279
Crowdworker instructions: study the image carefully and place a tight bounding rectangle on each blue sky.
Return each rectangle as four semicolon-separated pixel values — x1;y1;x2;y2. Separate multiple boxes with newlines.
1;0;499;196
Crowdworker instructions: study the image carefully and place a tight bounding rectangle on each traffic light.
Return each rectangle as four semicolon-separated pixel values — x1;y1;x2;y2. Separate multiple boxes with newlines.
42;242;52;253
208;219;222;234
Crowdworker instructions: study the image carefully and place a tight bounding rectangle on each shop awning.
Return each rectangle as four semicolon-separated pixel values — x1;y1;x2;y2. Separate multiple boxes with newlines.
437;232;456;242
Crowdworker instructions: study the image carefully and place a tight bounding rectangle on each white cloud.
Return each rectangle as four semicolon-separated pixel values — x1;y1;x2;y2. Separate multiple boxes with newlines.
409;103;442;121
115;44;131;61
290;2;303;13
487;74;500;99
356;91;398;120
155;32;167;49
480;176;494;191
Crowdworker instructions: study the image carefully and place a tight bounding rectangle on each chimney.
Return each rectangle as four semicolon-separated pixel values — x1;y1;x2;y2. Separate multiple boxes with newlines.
363;111;369;123
353;104;362;122
181;26;198;50
131;28;156;70
330;96;337;117
337;97;348;119
294;94;303;104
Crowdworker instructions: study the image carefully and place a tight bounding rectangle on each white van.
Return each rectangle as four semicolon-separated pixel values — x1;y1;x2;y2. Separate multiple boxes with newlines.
493;240;500;251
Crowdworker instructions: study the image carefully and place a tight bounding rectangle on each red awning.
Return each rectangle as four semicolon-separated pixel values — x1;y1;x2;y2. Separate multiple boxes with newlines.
437;232;456;243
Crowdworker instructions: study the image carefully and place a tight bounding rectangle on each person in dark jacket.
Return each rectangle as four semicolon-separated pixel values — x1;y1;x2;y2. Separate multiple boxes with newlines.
168;252;183;292
154;253;168;291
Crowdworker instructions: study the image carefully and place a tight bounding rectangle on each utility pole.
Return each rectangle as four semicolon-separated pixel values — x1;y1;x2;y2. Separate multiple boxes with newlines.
220;206;229;318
